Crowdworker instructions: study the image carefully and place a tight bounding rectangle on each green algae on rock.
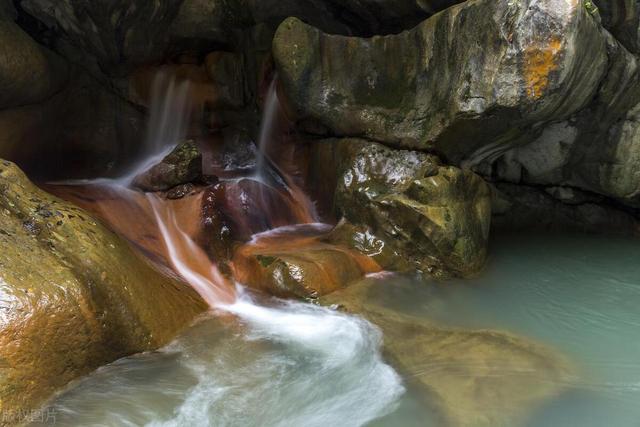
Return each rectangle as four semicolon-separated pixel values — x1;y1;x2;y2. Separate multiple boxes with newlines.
310;139;491;278
0;160;207;423
133;140;203;192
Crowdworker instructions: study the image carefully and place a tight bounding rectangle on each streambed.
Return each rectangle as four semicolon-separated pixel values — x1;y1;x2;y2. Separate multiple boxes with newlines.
31;234;640;427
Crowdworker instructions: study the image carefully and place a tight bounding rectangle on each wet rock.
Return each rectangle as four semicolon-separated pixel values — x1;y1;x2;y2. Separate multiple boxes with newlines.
0;10;69;109
325;220;412;273
233;237;374;300
133;140;203;192
273;1;607;163
166;183;195;200
200;179;307;263
0;160;207;422
322;279;573;427
310;139;491;278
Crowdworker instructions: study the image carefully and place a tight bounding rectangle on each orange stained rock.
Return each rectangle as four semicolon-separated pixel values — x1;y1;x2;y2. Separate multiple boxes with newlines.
231;225;381;298
523;37;562;99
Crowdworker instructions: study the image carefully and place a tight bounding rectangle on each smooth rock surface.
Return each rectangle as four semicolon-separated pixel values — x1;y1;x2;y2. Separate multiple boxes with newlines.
273;1;607;163
0;161;207;422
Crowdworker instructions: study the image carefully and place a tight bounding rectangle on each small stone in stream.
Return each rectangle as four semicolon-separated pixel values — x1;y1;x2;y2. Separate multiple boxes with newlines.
133;140;202;192
166;183;195;200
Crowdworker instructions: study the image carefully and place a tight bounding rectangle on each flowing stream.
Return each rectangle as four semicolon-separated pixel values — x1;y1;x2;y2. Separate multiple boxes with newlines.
31;234;640;427
35;74;640;427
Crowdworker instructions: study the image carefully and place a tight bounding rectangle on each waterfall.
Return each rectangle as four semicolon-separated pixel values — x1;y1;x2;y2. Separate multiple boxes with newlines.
250;77;320;223
117;72;192;186
45;71;404;426
255;78;279;180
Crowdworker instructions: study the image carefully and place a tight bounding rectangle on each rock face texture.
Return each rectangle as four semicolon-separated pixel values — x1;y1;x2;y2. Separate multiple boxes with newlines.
0;160;207;420
272;0;640;231
273;1;606;163
0;9;69;109
309;139;491;278
599;0;640;53
20;0;190;76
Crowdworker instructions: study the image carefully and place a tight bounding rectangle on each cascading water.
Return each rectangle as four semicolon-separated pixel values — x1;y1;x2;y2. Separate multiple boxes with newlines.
250;77;319;223
40;72;404;426
254;78;279;180
118;72;192;186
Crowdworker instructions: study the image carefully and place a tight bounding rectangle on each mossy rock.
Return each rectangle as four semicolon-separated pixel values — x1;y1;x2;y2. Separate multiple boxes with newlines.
310;138;491;278
133;140;203;192
0;160;207;423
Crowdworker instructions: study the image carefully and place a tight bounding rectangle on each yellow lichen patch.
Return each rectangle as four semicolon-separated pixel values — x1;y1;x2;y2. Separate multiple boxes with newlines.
524;38;562;99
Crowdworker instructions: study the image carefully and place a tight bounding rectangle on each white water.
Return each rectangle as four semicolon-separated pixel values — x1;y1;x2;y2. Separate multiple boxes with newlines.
36;193;404;426
117;72;192;185
142;192;404;426
38;71;404;425
254;78;279;180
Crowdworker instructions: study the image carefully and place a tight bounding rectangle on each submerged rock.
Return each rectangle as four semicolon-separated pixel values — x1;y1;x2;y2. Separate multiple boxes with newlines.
133;140;203;192
310;139;491;278
273;1;606;163
0;160;207;421
322;279;573;427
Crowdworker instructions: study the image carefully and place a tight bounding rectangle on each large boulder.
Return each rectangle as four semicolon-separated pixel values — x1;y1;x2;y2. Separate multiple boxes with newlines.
0;160;207;422
0;10;69;109
474;30;640;210
309;139;491;278
273;1;607;163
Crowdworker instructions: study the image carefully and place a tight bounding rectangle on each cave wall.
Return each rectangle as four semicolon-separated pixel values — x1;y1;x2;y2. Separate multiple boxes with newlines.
0;0;637;233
